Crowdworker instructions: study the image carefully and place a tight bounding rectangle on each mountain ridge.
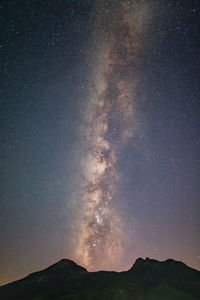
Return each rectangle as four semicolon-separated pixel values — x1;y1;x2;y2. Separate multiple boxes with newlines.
1;257;200;299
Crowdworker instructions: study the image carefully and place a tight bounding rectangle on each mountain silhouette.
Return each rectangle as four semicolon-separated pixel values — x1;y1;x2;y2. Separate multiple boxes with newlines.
0;257;200;299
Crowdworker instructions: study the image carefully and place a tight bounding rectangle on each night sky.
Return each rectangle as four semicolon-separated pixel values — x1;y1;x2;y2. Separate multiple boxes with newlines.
0;0;200;286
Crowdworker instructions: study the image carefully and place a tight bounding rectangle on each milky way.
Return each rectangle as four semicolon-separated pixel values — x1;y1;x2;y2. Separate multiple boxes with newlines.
75;0;152;271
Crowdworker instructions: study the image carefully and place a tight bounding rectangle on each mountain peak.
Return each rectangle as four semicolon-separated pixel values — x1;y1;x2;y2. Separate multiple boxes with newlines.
133;257;145;266
42;258;87;273
48;258;78;268
132;257;157;268
130;257;193;273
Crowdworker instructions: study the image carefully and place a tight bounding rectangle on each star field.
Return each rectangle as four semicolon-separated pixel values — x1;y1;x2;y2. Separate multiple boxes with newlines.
0;0;200;285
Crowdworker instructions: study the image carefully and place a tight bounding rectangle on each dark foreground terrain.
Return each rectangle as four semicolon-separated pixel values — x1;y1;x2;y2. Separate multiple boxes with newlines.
0;257;200;299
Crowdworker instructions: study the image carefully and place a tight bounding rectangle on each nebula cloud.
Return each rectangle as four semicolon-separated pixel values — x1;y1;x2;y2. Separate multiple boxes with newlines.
75;0;152;271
